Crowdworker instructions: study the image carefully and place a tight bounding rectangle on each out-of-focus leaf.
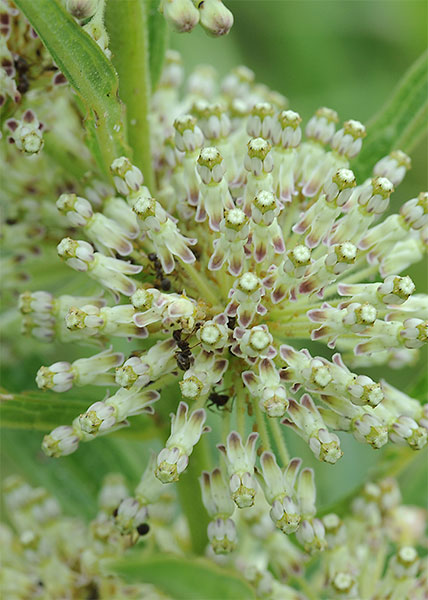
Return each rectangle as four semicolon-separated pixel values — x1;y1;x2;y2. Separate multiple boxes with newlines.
1;429;150;519
408;372;428;403
106;553;256;600
14;0;129;176
398;449;428;507
147;0;169;90
0;389;88;431
318;445;419;517
0;387;160;445
354;51;428;180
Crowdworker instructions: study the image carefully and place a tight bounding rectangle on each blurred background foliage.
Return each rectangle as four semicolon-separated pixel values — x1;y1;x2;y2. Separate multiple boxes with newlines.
1;0;427;524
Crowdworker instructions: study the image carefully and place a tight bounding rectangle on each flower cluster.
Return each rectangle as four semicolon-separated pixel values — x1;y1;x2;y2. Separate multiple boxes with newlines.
0;474;176;599
64;0;233;58
2;474;426;599
2;32;427;593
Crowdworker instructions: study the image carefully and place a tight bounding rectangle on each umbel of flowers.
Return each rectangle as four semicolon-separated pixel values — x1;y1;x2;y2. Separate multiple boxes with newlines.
11;50;428;570
2;474;426;598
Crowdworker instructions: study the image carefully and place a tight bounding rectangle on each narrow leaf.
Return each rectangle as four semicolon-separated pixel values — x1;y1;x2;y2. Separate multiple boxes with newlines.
14;0;129;176
0;388;159;443
354;51;428;180
0;389;89;432
408;371;428;403
107;554;256;600
1;429;151;519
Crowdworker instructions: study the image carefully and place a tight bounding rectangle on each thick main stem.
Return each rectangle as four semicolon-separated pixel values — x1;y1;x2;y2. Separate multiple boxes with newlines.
106;0;155;191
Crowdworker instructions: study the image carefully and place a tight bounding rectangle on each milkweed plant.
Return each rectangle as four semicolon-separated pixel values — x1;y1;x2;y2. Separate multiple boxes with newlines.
1;0;427;598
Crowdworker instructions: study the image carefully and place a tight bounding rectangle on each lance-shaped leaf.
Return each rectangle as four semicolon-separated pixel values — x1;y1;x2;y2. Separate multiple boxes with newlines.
354;51;428;180
15;0;130;176
0;388;159;443
0;389;89;432
1;428;151;519
106;554;256;600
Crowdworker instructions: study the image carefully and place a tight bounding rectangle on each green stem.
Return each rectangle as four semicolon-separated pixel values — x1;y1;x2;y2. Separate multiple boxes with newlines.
236;387;246;438
179;262;221;308
253;399;271;453
323;263;378;297
105;0;155;191
268;418;290;466
176;437;210;555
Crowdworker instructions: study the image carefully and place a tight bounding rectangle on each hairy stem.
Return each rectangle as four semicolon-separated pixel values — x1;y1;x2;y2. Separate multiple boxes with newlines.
105;0;155;191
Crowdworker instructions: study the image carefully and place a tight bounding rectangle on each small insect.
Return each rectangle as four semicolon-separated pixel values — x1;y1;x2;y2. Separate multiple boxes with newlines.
227;316;237;330
207;391;232;412
148;252;171;291
136;523;150;536
173;329;194;371
86;582;100;600
14;56;30;94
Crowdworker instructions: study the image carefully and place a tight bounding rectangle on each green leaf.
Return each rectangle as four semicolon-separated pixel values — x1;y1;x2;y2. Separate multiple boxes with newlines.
1;429;151;519
408;371;428;403
0;388;160;450
147;0;169;90
14;0;129;176
107;553;256;600
0;389;89;432
353;51;428;180
318;445;418;518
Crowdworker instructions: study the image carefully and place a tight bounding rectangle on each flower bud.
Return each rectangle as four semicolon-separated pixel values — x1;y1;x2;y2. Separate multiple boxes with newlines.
217;432;259;508
198;0;233;37
66;0;98;20
160;0;200;33
6;110;44;154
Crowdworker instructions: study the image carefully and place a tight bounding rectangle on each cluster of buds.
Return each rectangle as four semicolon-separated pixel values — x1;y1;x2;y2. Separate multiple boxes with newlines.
255;453;327;553
2;471;425;599
18;291;106;342
0;474;180;598
160;0;233;37
6;51;427;568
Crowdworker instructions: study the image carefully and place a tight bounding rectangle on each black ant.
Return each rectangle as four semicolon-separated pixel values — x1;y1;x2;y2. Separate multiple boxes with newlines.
148;252;171;291
14;56;30;94
227;316;237;330
207;390;233;412
136;523;150;536
173;329;194;371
